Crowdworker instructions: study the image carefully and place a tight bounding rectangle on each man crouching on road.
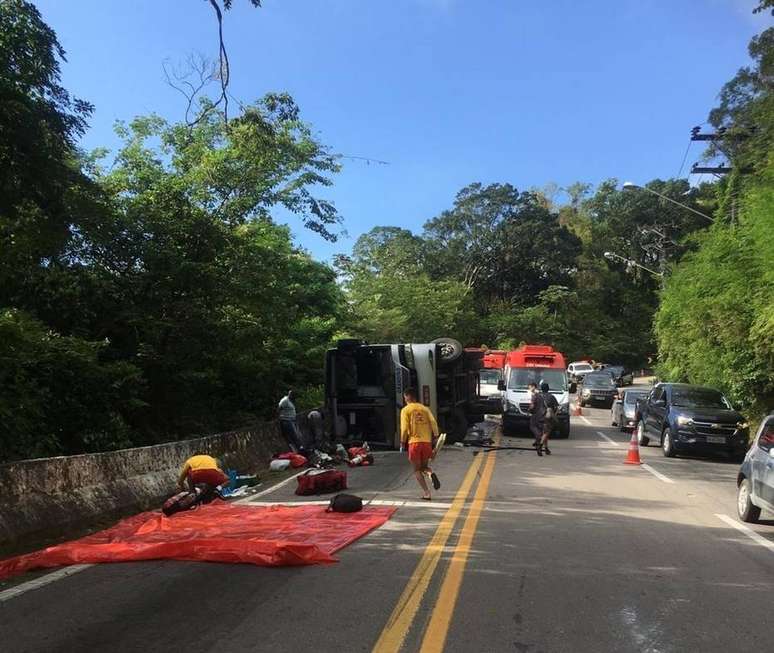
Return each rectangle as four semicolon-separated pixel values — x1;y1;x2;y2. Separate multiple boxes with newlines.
400;387;441;501
178;453;229;491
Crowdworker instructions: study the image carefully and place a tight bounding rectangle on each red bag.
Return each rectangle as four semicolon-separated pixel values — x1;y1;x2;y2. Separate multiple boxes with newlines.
347;447;374;467
295;469;347;496
162;491;199;517
277;452;308;468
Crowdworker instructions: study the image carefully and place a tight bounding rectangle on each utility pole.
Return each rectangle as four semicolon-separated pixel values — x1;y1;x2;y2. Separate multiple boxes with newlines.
690;126;726;142
690;128;731;177
689;125;753;176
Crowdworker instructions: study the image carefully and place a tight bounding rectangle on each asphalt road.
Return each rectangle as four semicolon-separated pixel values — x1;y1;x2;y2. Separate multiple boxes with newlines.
2;389;773;653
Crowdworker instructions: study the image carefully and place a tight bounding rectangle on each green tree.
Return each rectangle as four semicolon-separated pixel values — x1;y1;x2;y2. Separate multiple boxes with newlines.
339;227;477;344
707;27;773;172
83;104;344;439
0;309;142;460
0;0;96;309
422;183;582;308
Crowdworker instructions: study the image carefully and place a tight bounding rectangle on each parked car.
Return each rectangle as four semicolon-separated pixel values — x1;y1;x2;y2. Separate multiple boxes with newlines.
737;414;774;523
579;373;618;408
611;388;649;431
636;383;750;460
567;361;595;384
603;365;634;387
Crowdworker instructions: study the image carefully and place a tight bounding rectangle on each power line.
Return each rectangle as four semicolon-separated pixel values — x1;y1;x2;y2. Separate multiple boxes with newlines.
676;138;692;178
337;155;390;166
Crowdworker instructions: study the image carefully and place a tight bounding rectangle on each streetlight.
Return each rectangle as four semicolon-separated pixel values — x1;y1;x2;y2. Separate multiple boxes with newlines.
622;182;715;223
603;251;663;278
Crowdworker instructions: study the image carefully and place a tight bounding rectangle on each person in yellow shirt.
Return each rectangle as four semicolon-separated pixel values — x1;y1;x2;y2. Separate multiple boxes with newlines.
177;453;229;491
400;387;441;500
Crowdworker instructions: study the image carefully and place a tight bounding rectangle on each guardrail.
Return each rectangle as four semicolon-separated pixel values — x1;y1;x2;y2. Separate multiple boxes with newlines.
0;422;284;551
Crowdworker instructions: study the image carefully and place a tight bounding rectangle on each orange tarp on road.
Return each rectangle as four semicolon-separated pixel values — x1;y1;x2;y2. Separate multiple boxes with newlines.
0;503;395;581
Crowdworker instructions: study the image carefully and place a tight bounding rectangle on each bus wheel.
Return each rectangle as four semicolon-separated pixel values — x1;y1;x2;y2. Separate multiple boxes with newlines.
432;337;463;365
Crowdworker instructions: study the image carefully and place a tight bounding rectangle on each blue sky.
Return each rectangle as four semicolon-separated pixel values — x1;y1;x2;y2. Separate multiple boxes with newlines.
34;0;769;260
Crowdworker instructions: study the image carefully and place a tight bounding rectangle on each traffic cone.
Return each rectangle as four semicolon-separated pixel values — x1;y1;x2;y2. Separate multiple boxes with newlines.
624;428;642;465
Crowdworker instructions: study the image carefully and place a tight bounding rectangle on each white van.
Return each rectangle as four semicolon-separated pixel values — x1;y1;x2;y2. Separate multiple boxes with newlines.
567;361;595;383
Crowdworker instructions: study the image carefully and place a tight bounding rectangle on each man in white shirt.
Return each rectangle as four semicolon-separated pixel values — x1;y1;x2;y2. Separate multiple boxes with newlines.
278;390;303;451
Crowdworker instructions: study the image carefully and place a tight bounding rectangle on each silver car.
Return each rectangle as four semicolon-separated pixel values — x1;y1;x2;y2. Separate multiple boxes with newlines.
611;388;649;431
737;413;774;523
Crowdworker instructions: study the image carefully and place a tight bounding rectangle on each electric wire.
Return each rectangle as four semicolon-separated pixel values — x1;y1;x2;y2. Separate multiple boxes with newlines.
677;138;692;178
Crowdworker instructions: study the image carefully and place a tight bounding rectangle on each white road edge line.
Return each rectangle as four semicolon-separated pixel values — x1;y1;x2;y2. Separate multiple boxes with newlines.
235;469;307;503
715;513;774;553
0;564;93;603
596;431;620;446
641;463;675;484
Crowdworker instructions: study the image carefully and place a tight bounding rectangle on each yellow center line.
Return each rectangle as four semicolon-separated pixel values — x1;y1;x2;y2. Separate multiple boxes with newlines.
420;435;500;653
371;452;485;653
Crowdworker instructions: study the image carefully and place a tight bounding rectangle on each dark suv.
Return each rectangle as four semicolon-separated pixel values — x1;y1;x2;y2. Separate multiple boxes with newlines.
579;373;618;408
636;383;749;460
603;365;634;387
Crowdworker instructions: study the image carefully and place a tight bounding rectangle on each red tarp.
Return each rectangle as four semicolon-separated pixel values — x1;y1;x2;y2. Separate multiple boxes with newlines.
0;503;395;581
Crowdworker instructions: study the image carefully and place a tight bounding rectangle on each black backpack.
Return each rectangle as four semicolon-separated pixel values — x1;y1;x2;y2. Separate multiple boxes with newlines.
326;493;363;513
530;392;546;418
542;392;559;420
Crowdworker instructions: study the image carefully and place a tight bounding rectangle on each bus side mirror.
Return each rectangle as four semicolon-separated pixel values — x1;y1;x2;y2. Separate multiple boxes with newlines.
497;380;506;391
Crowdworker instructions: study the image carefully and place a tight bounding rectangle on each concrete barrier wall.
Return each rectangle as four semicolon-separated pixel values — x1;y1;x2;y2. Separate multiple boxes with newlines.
0;422;286;549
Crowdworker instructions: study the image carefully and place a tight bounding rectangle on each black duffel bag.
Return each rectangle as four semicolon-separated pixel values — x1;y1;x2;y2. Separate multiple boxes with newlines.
326;493;363;513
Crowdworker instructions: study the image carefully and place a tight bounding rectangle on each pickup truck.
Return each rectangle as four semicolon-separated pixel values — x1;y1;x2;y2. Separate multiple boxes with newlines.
635;383;749;460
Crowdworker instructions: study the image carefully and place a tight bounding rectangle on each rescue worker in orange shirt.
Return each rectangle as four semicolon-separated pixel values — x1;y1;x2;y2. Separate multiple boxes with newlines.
177;453;229;491
400;387;441;501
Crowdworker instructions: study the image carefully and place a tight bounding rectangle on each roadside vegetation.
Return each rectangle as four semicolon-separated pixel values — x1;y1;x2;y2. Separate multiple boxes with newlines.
0;1;770;461
656;26;774;420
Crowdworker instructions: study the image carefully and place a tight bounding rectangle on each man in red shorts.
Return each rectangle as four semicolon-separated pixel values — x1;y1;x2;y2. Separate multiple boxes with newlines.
177;453;229;491
400;387;441;500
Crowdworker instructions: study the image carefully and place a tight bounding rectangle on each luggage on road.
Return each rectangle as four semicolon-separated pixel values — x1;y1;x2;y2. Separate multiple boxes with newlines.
347;444;374;466
295;469;347;495
326;493;363;513
162;483;222;517
276;452;308;468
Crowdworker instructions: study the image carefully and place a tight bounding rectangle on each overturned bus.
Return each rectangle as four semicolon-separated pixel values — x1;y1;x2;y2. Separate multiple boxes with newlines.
324;338;482;448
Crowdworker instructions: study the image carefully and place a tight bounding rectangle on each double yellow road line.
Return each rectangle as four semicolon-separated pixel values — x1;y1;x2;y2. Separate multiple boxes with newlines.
372;438;499;653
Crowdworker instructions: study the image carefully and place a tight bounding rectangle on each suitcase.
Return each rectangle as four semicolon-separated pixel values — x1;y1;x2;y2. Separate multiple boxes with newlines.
295;469;347;496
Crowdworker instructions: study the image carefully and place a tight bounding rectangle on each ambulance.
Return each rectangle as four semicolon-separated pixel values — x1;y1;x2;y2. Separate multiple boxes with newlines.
499;345;571;438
